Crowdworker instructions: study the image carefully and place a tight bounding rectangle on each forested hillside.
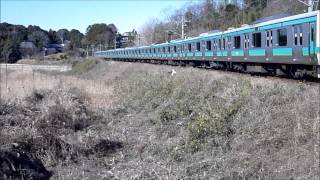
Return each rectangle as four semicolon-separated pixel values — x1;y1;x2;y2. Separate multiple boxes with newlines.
139;0;317;45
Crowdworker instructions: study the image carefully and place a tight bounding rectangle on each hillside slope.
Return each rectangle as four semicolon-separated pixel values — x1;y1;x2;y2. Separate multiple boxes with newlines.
1;60;319;179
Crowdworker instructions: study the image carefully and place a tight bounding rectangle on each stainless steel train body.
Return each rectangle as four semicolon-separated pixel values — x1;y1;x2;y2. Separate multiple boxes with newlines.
95;11;320;78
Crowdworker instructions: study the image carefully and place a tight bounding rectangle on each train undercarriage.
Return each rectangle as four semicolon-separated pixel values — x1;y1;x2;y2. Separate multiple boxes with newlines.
110;58;320;80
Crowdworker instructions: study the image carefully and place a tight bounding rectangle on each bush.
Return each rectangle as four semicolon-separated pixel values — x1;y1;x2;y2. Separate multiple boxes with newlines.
72;58;99;74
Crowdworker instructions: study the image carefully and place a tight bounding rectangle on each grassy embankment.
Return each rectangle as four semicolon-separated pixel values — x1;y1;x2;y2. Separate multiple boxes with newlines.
0;60;319;179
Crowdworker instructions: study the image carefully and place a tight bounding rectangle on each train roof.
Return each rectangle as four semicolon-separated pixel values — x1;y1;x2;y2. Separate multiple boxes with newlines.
99;10;319;53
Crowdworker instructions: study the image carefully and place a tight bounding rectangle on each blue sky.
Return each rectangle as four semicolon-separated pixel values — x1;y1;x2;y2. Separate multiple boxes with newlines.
0;0;191;33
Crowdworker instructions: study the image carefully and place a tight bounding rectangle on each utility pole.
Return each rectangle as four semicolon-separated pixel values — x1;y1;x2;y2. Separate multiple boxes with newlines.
86;45;89;58
309;0;313;12
181;15;190;39
181;15;185;39
114;32;117;49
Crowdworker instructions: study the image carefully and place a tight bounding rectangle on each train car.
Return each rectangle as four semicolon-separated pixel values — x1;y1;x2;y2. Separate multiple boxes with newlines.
95;10;320;79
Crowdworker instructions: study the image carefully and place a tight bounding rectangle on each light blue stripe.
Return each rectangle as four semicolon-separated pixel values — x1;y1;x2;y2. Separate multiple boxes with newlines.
204;51;214;57
194;52;202;57
302;47;309;56
231;50;244;56
272;48;293;56
282;16;316;26
249;49;266;56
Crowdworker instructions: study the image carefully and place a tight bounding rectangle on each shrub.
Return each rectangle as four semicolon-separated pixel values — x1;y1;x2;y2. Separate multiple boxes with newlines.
72;58;99;74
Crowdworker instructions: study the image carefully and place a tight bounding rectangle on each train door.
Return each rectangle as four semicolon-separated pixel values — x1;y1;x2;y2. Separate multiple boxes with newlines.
265;30;273;61
243;33;250;59
292;25;303;61
309;22;316;57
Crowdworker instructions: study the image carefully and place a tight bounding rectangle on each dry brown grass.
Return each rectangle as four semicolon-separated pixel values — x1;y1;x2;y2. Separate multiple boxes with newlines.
0;66;113;109
1;60;319;179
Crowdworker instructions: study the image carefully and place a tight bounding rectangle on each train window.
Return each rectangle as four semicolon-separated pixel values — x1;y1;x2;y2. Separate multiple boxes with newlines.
253;32;261;48
234;36;241;49
206;40;212;51
311;24;315;41
266;31;270;47
294;26;298;45
266;30;273;47
223;38;226;50
218;39;222;50
174;46;177;53
277;28;287;46
188;44;192;52
244;34;249;49
196;42;201;51
168;46;171;53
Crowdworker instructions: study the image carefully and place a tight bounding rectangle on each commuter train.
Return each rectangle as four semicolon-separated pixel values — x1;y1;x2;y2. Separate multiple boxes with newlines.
95;11;320;79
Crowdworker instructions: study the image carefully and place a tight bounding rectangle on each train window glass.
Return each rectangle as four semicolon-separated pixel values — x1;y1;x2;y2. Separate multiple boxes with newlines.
218;39;221;50
253;32;261;48
277;28;287;46
294;26;298;45
174;46;177;53
244;35;247;49
299;25;303;45
266;31;272;47
234;36;241;49
223;38;226;50
311;24;315;41
206;41;212;51
188;44;192;52
270;31;273;46
266;32;270;47
196;42;201;51
168;46;171;53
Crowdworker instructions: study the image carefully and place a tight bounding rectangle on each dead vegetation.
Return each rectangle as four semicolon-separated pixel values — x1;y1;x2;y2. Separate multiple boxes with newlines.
0;61;319;179
0;88;122;179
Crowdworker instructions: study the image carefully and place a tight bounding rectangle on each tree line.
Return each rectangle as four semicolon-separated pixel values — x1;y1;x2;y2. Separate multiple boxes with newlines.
1;0;318;63
0;23;120;63
138;0;311;45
